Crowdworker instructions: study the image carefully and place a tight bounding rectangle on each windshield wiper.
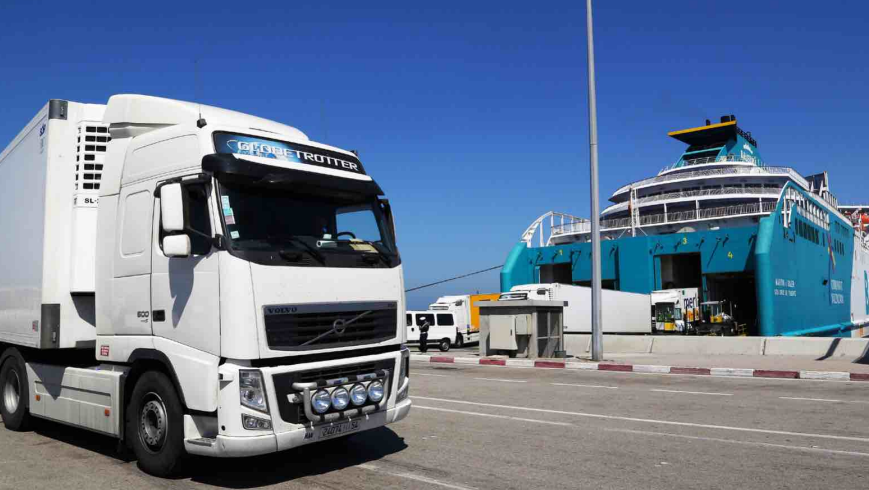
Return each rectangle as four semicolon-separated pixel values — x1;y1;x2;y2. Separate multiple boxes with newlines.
360;241;392;266
271;236;326;265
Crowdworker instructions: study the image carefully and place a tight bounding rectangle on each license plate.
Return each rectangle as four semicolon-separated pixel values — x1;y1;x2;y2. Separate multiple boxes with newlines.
318;419;360;440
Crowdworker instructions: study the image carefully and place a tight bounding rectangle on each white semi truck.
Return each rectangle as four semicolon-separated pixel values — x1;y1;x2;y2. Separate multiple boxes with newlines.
500;283;651;334
428;293;499;347
0;96;411;476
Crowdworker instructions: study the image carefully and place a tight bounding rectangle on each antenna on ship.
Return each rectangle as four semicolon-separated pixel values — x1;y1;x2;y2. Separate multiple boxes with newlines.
586;0;604;361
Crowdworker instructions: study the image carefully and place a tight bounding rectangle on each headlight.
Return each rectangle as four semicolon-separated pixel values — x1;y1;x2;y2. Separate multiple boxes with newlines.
242;414;273;431
312;389;332;414
239;370;268;413
331;387;350;411
367;380;384;403
350;384;368;406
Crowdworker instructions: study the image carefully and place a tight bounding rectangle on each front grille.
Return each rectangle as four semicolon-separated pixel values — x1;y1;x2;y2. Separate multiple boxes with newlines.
264;302;397;351
274;359;395;425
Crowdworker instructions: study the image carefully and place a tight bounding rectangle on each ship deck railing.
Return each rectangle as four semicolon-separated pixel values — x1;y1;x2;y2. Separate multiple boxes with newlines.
603;185;783;214
657;154;760;174
611;164;809;198
551;201;778;238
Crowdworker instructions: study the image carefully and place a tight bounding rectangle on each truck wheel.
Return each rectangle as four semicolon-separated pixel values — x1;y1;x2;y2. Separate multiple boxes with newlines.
0;349;31;431
439;339;451;352
127;371;185;477
455;335;465;349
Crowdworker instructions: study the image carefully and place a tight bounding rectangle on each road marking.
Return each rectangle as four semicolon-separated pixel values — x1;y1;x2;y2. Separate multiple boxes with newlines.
651;389;733;396
472;377;527;383
358;463;477;490
416;405;573;427
607;428;869;458
416;373;449;377
414;396;869;443
419;404;869;458
551;383;618;389
779;396;869;404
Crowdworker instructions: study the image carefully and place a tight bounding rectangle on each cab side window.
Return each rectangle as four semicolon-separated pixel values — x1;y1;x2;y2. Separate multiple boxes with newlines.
185;184;212;255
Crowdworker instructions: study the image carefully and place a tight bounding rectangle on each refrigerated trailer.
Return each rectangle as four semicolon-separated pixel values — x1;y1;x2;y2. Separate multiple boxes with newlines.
0;96;411;476
500;283;651;334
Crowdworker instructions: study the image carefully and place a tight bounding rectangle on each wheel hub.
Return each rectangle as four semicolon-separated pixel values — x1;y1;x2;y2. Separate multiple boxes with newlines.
3;368;20;414
139;394;168;452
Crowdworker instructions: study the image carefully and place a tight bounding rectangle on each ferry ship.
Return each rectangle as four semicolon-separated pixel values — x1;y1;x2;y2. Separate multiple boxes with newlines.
501;116;869;337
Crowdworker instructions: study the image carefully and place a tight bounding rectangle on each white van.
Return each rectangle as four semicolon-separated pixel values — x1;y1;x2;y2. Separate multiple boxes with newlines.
406;310;457;352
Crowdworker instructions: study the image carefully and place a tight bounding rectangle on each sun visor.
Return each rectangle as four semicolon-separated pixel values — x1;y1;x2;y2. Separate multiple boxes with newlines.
202;153;384;196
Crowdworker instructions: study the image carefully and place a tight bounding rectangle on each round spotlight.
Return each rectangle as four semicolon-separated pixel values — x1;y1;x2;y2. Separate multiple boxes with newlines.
367;380;384;403
350;384;368;406
331;387;350;411
312;389;331;414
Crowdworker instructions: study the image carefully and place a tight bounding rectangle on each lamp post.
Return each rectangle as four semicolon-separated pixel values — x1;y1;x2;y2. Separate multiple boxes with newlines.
586;0;603;361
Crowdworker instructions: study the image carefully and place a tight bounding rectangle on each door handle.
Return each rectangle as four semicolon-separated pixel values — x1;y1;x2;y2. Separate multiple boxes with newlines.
152;310;166;322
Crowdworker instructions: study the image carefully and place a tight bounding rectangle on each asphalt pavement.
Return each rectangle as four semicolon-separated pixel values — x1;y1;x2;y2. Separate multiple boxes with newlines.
2;361;869;489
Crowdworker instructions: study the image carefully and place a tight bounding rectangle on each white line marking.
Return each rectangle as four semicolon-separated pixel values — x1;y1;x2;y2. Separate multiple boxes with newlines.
414;396;869;443
780;397;869;404
550;383;618;389
606;428;869;458
419;404;869;459
358;463;477;490
416;405;573;427
415;373;449;377
472;377;527;383
651;389;733;396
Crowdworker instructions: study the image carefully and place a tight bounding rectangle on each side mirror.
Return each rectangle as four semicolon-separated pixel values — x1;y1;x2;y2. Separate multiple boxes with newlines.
163;235;191;258
161;183;186;232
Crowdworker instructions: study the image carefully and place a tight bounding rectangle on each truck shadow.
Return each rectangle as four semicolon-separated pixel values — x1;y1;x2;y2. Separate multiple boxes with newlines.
29;418;408;487
182;427;408;488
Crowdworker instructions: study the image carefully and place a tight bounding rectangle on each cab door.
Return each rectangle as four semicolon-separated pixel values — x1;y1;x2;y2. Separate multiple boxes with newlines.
150;178;221;356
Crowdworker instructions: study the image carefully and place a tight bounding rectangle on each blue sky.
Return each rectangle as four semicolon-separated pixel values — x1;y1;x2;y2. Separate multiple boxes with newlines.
2;1;867;309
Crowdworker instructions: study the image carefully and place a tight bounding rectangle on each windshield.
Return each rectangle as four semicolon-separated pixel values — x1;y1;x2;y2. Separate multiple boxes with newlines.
656;304;675;322
217;178;399;268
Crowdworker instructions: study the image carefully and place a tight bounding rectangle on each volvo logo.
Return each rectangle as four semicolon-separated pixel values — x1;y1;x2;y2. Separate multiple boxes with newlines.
332;319;348;336
265;306;298;315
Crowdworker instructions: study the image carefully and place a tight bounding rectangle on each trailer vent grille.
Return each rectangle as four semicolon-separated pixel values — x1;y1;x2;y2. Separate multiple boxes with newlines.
75;123;110;191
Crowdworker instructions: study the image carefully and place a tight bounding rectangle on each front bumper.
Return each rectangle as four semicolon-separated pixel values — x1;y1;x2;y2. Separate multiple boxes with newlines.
185;348;411;458
186;398;412;457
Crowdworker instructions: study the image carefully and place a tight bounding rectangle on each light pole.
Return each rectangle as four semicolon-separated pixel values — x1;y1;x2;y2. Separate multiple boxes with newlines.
586;0;603;361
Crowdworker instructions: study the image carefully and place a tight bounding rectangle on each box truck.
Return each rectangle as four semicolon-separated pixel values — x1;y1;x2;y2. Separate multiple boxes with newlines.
0;96;411;476
499;283;651;334
428;293;500;347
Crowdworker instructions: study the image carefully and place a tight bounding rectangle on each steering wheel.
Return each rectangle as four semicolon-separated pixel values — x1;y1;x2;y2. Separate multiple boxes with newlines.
336;231;357;239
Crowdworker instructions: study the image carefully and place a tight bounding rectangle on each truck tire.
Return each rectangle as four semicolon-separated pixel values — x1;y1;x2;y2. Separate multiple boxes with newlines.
0;348;31;431
455;334;465;349
127;371;185;477
439;339;451;352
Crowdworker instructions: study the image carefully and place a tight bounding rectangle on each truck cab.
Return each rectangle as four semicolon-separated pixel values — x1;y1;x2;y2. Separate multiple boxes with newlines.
0;95;411;477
